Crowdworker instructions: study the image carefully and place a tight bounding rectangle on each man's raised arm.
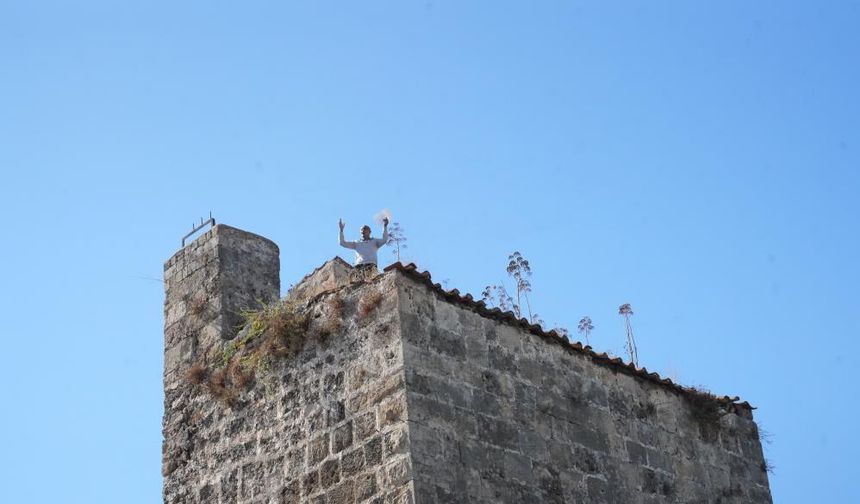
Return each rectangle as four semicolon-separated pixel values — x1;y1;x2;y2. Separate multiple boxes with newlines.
377;218;389;247
338;219;356;249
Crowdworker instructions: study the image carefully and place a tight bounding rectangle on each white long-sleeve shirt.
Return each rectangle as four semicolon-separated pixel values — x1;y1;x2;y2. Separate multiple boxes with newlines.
339;227;389;266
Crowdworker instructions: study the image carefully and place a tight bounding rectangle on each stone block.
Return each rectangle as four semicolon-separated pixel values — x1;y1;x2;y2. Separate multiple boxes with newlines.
308;434;330;466
503;451;534;485
353;410;378;441
384;426;409;458
425;327;467;360
477;415;519;451
327;479;355;504
385;457;413;487
341;446;366;477
364;436;383;466
333;422;353;453
302;468;321;496
379;393;407;428
320;458;341;489
355;472;378;501
626;440;647;465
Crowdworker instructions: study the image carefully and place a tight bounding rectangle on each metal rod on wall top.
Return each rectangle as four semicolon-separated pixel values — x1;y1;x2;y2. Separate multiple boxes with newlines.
181;212;216;247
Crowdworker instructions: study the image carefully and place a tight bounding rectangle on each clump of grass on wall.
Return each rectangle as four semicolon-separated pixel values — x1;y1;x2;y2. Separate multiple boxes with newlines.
186;299;311;406
185;361;208;385
187;288;379;407
242;299;310;353
207;368;238;407
687;387;729;443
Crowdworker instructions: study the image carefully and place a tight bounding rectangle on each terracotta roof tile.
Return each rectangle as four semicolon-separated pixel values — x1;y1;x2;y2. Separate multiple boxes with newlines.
384;261;753;416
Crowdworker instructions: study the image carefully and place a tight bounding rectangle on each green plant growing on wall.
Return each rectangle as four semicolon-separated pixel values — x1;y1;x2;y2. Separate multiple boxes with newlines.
578;316;594;346
618;303;638;367
388;222;408;263
187;298;312;406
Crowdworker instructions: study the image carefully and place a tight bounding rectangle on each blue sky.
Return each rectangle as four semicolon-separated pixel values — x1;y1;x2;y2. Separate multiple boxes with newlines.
1;1;858;502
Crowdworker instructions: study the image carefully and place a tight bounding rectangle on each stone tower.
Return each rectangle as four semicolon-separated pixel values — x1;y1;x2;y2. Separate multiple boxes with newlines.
162;225;772;503
163;225;280;479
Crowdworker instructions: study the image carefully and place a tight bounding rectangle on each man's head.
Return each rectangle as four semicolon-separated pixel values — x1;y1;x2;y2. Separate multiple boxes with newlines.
361;225;371;240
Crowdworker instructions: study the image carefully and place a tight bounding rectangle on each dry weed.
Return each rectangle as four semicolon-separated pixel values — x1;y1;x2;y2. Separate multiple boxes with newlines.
358;290;384;322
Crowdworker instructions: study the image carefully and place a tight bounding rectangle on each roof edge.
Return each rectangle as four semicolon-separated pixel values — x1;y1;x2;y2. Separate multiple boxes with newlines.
383;262;754;417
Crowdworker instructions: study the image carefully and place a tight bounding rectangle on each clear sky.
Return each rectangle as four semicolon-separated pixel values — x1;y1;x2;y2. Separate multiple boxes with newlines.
1;1;857;502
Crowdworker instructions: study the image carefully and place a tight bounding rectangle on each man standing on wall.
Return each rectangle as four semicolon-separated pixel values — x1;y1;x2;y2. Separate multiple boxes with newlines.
339;217;389;276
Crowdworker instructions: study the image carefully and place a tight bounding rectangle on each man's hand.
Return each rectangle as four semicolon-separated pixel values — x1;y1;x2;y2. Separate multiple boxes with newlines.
339;219;345;231
383;217;389;227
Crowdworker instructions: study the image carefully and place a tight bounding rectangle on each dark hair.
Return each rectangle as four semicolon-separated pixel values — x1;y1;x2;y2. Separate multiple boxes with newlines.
361;225;371;231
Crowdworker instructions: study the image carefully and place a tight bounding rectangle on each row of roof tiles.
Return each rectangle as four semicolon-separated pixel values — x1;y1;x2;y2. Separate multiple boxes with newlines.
382;261;753;416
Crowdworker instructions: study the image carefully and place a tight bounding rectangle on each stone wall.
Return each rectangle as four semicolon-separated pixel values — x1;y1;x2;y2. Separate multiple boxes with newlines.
162;226;772;504
287;257;353;301
395;272;772;504
163;236;415;504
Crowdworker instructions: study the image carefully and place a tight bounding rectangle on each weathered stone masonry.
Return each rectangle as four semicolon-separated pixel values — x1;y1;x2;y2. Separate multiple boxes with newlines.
395;268;772;504
163;225;772;503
